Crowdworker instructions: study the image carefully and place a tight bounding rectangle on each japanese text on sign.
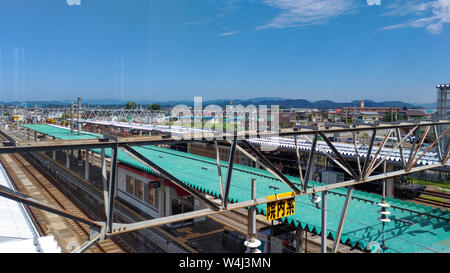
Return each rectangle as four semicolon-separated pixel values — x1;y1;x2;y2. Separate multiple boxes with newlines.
266;192;295;221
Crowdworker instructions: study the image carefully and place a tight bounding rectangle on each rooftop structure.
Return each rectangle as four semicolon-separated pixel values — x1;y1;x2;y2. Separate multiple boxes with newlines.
247;136;443;168
341;106;401;120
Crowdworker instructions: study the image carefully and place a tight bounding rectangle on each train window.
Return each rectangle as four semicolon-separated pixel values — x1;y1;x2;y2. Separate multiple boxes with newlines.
136;180;144;200
147;186;155;205
154;188;159;209
126;176;135;194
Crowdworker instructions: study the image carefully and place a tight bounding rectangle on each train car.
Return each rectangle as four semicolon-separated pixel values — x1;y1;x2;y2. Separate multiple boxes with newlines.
394;177;426;198
356;177;426;199
116;163;206;227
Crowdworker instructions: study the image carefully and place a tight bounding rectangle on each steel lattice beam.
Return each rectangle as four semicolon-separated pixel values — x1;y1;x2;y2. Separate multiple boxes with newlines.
0;120;449;253
121;144;220;210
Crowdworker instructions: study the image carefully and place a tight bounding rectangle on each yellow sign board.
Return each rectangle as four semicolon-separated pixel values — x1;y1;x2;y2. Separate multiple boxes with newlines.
266;192;295;221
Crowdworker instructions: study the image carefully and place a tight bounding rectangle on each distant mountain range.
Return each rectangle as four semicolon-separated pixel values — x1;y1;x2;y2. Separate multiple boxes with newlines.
0;97;434;110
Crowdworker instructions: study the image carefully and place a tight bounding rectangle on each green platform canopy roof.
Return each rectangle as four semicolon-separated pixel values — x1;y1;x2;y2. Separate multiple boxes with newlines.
23;124;450;253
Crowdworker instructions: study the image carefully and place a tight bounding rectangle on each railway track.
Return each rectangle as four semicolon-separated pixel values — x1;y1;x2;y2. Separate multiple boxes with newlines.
412;197;450;208
0;152;127;253
423;189;450;200
412;189;450;209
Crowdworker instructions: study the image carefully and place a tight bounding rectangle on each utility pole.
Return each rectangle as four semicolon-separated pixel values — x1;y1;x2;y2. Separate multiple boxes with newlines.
321;191;328;253
245;179;262;253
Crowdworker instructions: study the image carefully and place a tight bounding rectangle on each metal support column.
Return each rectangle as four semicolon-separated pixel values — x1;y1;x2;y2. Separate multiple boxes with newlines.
106;144;118;233
84;150;89;180
101;148;108;217
214;141;225;204
293;136;304;189
296;229;304;253
304;134;318;191
433;125;444;163
245;178;261;253
223;137;237;209
321;191;327;253
66;150;70;169
331;186;354;253
385;162;395;198
90;150;94;166
396;128;407;169
158;182;165;217
164;181;171;217
248;179;256;237
362;129;377;177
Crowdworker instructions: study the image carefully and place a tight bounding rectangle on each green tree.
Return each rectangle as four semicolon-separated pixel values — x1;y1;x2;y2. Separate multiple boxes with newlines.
125;101;137;110
148;104;161;110
383;112;402;122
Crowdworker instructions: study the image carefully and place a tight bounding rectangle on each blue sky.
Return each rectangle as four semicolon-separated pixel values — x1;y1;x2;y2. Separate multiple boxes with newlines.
0;0;449;103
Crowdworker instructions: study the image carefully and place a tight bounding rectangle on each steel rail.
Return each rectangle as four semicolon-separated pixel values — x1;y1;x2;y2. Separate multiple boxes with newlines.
0;184;102;227
71;233;102;253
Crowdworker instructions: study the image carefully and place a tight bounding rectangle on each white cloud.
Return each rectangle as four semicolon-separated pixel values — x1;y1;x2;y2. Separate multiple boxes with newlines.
184;21;209;26
216;0;242;18
257;0;357;29
217;31;240;36
380;0;450;34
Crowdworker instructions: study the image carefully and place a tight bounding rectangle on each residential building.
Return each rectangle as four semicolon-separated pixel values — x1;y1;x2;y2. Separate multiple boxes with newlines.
353;111;379;123
399;110;432;121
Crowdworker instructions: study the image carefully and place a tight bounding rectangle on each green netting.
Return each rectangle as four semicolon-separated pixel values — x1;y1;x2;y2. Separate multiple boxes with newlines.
22;124;450;253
